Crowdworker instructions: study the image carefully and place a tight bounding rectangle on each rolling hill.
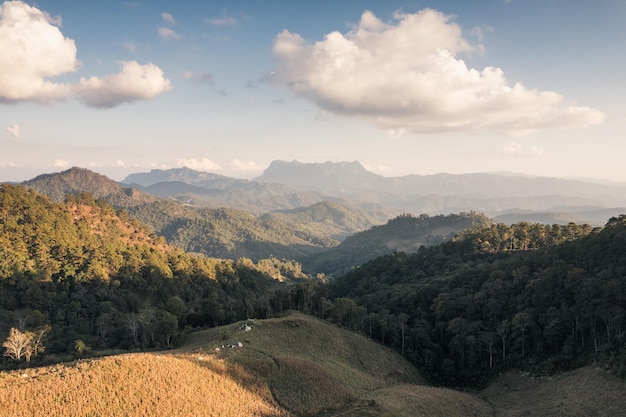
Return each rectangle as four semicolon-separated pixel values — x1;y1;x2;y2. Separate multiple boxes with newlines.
19;168;390;261
303;211;492;276
2;312;624;416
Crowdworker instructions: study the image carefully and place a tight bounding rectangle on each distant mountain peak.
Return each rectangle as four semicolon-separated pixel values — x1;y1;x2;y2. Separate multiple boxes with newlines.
254;160;383;192
122;167;226;187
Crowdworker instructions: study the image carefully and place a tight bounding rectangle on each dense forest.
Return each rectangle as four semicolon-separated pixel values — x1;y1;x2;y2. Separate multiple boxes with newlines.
1;183;626;390
326;219;626;385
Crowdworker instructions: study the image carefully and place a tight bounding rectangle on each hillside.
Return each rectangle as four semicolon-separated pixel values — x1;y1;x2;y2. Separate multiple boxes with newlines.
303;212;492;276
23;167;156;206
260;200;397;242
122;167;329;216
156;205;336;260
328;217;626;386
0;184;306;356
19;169;354;261
0;313;494;417
2;313;624;416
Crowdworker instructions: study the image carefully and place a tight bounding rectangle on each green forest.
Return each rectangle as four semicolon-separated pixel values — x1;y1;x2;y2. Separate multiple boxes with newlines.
1;183;625;389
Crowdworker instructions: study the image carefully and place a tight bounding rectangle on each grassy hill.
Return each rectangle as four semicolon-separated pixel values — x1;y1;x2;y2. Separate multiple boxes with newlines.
0;313;493;417
2;312;625;416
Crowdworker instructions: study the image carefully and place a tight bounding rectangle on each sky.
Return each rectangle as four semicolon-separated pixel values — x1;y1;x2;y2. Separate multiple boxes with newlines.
1;0;625;183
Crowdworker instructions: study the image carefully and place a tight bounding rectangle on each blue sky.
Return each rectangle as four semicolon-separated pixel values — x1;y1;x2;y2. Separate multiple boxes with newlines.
1;0;624;182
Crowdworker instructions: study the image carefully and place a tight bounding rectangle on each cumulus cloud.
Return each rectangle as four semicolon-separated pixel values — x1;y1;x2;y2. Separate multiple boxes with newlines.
74;61;172;108
0;1;76;103
269;9;604;135
5;124;20;138
176;157;222;171
0;1;171;107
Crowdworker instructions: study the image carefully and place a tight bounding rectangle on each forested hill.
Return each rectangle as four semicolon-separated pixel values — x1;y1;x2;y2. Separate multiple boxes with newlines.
328;218;626;386
23;167;156;206
19;168;343;261
303;212;492;276
0;184;312;357
0;184;172;282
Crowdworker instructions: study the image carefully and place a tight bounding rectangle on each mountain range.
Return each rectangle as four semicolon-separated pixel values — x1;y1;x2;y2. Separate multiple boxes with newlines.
14;161;626;266
120;160;626;225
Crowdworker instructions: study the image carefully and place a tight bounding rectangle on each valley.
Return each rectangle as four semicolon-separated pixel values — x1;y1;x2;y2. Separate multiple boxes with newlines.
1;161;626;416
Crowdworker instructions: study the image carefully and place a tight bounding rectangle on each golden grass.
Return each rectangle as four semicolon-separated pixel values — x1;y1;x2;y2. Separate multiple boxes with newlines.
270;356;354;416
0;353;288;417
183;313;496;417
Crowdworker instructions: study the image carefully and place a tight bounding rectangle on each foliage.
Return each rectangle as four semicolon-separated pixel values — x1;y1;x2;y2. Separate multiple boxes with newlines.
327;217;626;386
303;212;492;276
3;180;626;395
0;184;315;364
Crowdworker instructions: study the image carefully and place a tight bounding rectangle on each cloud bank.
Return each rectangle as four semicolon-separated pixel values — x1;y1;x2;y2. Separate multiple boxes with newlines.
0;1;171;107
269;9;604;135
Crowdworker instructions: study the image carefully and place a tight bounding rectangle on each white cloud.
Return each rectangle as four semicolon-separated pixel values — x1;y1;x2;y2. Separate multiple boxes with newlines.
269;9;604;135
114;160;126;167
158;27;182;40
74;61;172;108
175;158;222;171
0;1;171;107
0;1;76;103
229;159;262;172
53;159;70;168
5;124;21;138
161;12;175;25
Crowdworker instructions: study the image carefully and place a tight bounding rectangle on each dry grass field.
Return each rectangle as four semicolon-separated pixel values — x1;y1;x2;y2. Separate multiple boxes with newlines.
0;353;287;417
1;312;625;417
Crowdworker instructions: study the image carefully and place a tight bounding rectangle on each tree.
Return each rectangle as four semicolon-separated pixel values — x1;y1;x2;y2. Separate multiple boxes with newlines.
26;326;48;362
3;328;33;361
480;331;497;369
496;320;510;360
398;313;410;355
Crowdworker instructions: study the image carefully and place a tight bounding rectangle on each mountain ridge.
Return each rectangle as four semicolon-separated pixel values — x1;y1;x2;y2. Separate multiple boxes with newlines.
121;161;626;220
